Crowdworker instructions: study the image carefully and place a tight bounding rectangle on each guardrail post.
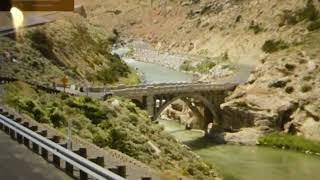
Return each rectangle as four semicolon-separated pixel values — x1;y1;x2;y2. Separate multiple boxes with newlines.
96;157;105;167
8;114;14;119
2;112;8;117
16;133;23;144
117;166;127;178
32;142;39;154
38;130;48;160
4;125;9;134
30;126;38;132
23;136;30;148
29;126;40;153
50;136;61;168
108;166;126;178
89;156;105;167
65;161;74;177
64;144;74;177
22;122;29;128
9;128;16;140
0;122;3;129
15;118;22;123
75;148;88;180
38;130;48;137
108;168;119;175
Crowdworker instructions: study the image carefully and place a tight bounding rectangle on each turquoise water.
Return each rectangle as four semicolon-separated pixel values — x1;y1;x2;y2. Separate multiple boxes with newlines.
160;120;320;180
123;58;193;84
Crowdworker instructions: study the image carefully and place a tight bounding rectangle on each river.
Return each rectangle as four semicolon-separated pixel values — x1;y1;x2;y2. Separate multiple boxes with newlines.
160;120;320;180
114;46;320;180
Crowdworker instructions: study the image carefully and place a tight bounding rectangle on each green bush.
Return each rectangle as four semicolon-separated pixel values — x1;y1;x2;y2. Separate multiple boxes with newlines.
197;60;216;73
307;19;320;31
297;0;319;21
180;60;216;73
33;107;46;122
258;132;320;153
96;56;131;84
50;111;67;128
262;39;289;53
180;61;195;72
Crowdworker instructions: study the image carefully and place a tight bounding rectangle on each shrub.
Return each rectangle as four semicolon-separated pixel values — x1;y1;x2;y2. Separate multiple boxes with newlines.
300;84;312;92
180;61;195;72
258;132;320;153
50;111;67;128
96;56;131;84
25;99;36;112
93;130;109;147
262;39;289;53
297;0;319;21
33;107;46;122
197;60;216;73
307;19;320;31
249;21;264;34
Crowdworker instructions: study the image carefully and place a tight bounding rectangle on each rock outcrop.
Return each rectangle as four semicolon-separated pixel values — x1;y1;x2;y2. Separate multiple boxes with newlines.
222;46;320;140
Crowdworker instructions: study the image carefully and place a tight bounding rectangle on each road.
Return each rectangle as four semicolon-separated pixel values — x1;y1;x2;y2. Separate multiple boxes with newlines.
0;130;71;180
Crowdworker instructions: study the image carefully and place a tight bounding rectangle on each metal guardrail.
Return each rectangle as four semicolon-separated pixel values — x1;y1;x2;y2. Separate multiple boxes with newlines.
0;113;125;180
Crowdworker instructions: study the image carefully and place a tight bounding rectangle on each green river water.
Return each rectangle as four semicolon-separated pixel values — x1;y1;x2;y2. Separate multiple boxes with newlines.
116;48;320;180
160;120;320;180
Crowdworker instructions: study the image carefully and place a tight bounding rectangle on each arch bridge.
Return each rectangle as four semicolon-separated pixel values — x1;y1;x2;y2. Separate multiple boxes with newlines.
103;82;237;131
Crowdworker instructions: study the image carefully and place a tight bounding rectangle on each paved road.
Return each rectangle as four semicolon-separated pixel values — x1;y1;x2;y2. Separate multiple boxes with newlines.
0;130;71;180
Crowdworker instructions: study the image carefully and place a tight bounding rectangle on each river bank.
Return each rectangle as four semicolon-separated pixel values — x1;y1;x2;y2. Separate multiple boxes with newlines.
114;39;247;83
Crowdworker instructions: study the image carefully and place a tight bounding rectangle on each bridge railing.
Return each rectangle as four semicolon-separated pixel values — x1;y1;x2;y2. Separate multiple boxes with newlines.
0;113;125;180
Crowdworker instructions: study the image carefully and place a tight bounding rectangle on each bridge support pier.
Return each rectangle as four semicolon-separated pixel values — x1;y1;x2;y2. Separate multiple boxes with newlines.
146;95;155;120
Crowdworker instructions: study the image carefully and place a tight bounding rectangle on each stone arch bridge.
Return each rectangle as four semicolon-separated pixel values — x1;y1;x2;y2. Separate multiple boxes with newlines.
99;82;237;131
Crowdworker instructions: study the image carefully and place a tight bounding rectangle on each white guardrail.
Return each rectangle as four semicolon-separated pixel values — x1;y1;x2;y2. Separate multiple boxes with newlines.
0;114;125;180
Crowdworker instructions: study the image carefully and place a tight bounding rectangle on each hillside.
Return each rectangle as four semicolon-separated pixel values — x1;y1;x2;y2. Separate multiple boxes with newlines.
0;82;216;179
76;0;318;64
0;14;139;86
73;0;320;142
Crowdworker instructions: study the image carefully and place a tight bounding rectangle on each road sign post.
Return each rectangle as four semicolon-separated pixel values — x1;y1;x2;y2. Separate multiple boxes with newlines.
61;76;69;93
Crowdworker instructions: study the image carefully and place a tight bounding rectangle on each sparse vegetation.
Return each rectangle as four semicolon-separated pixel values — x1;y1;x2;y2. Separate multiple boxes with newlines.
258;132;320;154
249;21;264;34
307;19;320;31
180;53;231;74
0;15;139;86
280;0;319;26
262;39;289;53
300;84;312;92
181;59;216;73
1;82;215;179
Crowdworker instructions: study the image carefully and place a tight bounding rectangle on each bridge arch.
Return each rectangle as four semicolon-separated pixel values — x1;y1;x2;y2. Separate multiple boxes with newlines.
153;94;220;126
